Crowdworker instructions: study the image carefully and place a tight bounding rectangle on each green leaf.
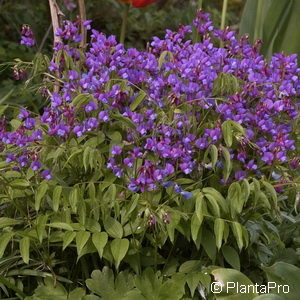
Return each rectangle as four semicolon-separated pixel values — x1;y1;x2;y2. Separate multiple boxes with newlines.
262;180;278;208
253;295;285;300
0;233;14;258
201;229;216;262
71;93;91;107
104;217;123;239
222;245;240;270
241;179;251;204
63;231;76;250
69;186;80;213
76;231;91;256
83;147;91;171
0;217;22;228
10;179;29;188
35;182;48;211
211;268;258;299
214;218;225;250
262;262;300;300
191;213;203;245
20;237;30;264
130;91;146;111
222;121;233;147
195;192;204;220
227;182;243;219
205;193;220;217
210;144;218;169
231;222;244;251
104;184;117;203
186;272;204;297
179;260;201;273
36;215;48;243
221;145;232;182
92;232;108;258
111;238;129;270
52;186;62;212
158;50;174;69
47;222;74;231
203;187;228;213
111;114;135;130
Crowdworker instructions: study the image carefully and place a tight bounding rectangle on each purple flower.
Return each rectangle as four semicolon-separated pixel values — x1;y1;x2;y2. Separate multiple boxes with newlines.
18;109;30;119
20;25;35;47
98;110;110;122
51;93;62;108
83;20;92;30
73;125;84;137
262;152;274;165
124;157;134;168
235;170;246;181
41;169;52;180
31;161;41;171
85;101;98;113
6;153;16;163
68;70;79;80
49;62;58;72
111;145;122;156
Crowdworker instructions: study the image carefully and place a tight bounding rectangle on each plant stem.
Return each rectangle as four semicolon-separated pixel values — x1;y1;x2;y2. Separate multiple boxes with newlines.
220;0;228;48
220;0;228;31
254;0;263;41
48;0;63;45
48;0;64;93
198;0;203;9
78;0;87;49
120;4;129;45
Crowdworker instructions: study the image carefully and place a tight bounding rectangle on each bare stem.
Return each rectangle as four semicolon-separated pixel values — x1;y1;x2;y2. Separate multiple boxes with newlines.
48;0;63;45
48;0;64;93
78;0;87;49
120;4;129;45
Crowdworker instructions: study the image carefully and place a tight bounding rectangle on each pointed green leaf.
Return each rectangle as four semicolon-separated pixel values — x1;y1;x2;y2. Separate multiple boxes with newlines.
0;217;22;229
35;182;48;211
52;186;62;212
231;222;244;251
47;222;74;231
20;237;30;264
104;217;123;239
191;213;203;244
222;245;240;270
36;215;48;243
63;231;76;250
111;238;129;270
76;231;91;256
0;233;14;258
92;232;108;258
69;186;79;213
130;91;146;111
214;218;225;250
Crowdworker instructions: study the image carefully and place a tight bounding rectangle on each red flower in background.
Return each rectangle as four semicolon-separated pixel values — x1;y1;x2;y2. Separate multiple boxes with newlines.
116;0;158;8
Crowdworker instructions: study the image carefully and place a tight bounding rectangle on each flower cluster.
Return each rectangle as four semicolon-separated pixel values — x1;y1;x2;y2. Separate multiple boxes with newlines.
20;25;35;48
4;11;300;195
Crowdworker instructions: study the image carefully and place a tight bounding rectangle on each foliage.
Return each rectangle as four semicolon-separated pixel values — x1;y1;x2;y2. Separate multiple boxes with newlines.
0;3;299;300
240;0;300;61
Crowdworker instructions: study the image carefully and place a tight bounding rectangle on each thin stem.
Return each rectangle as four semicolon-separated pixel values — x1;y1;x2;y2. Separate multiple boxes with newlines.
120;4;129;45
220;0;228;48
48;0;63;45
220;0;228;31
198;0;203;9
48;0;64;93
254;0;263;41
78;0;87;49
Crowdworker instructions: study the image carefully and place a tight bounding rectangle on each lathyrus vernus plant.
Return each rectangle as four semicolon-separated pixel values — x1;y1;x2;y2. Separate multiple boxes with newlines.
0;9;299;299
